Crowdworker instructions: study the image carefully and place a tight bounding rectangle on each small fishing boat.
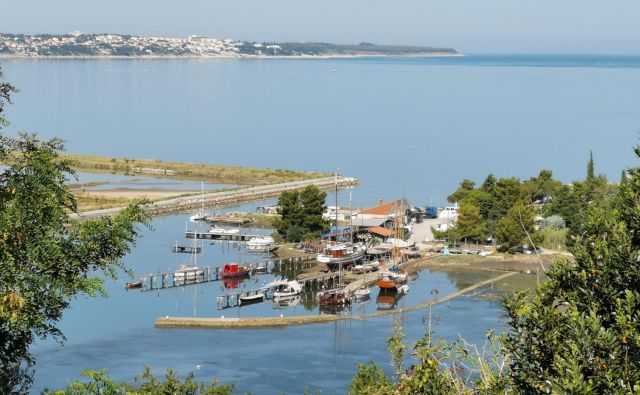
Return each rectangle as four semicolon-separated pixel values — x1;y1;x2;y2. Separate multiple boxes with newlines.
273;280;304;299
239;293;264;305
221;263;250;279
317;288;351;306
125;281;143;290
376;271;408;292
353;287;371;302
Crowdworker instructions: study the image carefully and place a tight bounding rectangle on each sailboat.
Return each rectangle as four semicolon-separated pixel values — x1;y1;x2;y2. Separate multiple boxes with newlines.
189;181;210;222
353;190;372;303
376;203;409;293
173;232;204;284
317;172;352;306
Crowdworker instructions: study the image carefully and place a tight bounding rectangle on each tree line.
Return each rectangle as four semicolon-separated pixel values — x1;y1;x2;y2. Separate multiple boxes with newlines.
435;152;618;252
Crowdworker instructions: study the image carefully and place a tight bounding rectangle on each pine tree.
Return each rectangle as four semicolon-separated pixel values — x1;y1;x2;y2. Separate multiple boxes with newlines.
587;150;595;180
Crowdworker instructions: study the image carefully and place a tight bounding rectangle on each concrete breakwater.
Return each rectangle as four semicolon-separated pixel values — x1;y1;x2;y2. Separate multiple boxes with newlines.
72;175;358;219
154;271;517;329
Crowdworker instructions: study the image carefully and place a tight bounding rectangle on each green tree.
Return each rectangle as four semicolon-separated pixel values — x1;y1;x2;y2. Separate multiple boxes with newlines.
453;202;484;242
273;185;328;242
0;76;149;392
545;184;585;230
524;169;562;203
0;68;17;128
494;202;535;253
447;179;475;203
587;150;595;180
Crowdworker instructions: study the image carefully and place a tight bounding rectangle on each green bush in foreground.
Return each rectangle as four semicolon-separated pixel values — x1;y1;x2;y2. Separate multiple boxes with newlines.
44;367;234;395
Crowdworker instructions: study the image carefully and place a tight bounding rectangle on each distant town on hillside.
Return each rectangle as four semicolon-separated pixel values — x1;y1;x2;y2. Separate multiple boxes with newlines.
0;33;458;58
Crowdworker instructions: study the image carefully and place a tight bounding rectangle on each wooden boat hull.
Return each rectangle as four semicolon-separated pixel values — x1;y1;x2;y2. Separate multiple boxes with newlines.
125;281;143;290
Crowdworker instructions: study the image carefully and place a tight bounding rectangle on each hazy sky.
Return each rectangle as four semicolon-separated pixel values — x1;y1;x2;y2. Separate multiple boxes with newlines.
3;0;640;54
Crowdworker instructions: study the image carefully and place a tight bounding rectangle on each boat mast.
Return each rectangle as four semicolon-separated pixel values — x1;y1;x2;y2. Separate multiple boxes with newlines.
335;170;342;288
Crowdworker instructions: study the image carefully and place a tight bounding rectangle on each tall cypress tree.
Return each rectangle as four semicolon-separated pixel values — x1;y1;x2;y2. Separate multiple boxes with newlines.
587;150;595;180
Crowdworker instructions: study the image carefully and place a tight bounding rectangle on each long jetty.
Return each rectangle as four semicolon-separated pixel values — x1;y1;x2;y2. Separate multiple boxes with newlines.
139;254;317;292
72;176;358;219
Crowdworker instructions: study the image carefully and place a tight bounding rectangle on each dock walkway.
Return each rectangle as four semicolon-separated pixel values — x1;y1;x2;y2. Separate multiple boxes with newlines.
139;254;317;292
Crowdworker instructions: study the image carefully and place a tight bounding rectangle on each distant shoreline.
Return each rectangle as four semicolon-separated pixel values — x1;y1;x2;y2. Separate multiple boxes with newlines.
0;52;463;60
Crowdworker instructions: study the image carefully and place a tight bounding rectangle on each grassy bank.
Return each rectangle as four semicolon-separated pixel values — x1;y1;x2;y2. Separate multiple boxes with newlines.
63;153;331;185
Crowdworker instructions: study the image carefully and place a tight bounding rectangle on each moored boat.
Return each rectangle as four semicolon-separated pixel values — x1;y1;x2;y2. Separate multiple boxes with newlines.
221;263;250;279
376;271;408;292
317;288;351;305
125;281;143;290
239;293;264;305
173;264;205;282
353;287;371;302
273;280;304;299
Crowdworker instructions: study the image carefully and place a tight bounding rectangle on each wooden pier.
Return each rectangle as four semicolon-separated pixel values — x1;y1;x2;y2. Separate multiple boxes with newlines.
139;254;317;292
171;244;202;254
185;230;259;242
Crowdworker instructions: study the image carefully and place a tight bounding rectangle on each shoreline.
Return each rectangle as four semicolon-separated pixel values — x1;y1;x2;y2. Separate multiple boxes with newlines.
0;52;463;60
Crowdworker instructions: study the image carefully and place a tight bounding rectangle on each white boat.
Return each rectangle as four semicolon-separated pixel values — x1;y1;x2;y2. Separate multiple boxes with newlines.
189;181;210;222
246;236;277;252
189;212;209;222
208;224;240;235
273;280;304;299
353;287;371;302
173;264;205;282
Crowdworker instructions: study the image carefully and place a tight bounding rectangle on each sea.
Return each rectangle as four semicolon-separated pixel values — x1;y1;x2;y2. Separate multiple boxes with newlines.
1;55;639;393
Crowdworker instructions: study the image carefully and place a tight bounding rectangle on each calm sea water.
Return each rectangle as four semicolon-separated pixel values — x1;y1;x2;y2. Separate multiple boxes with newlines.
2;55;640;207
1;55;639;392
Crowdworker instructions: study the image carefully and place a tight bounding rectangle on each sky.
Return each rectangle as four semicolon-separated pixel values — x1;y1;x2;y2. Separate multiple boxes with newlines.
3;0;640;54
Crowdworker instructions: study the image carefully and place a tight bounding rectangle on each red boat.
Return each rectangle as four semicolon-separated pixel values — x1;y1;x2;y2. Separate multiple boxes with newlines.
221;263;250;279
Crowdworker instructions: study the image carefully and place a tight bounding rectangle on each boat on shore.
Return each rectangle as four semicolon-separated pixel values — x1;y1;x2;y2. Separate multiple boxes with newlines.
317;243;365;271
352;260;380;274
221;263;250;279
